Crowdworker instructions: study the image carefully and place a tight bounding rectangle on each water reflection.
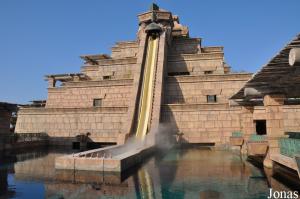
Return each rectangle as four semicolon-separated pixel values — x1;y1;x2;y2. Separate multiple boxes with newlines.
0;147;298;199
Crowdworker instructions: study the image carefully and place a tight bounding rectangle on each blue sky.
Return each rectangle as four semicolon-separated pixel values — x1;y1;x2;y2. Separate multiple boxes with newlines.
0;0;299;104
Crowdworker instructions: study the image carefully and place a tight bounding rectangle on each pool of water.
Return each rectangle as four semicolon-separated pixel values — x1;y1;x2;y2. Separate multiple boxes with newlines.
0;146;297;199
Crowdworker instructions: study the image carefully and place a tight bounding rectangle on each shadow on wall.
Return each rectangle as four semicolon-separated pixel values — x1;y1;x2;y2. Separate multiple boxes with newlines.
165;56;188;104
161;74;188;144
49;134;116;151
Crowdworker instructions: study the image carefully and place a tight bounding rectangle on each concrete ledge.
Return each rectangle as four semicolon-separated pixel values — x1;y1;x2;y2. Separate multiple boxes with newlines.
55;144;154;172
271;153;298;171
166;73;252;82
247;141;268;156
18;106;128;114
230;137;244;146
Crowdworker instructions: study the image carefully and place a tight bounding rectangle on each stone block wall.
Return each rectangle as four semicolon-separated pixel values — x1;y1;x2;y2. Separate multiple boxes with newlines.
202;46;223;53
15;29;254;147
46;83;132;108
167;53;224;75
161;104;242;144
15;107;127;144
160;73;250;145
111;41;138;58
253;107;266;120
81;58;136;80
168;37;225;75
169;37;200;54
264;94;285;137
232;104;300;135
283;105;300;132
164;74;250;104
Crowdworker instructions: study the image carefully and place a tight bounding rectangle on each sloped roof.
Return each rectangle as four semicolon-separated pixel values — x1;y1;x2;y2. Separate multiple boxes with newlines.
231;33;300;101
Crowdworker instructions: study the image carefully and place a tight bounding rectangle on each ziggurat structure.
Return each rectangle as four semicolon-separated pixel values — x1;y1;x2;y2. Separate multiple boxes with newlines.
15;5;253;147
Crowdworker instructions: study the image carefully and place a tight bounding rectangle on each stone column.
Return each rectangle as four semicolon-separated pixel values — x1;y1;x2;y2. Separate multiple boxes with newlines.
241;106;254;154
263;94;285;168
48;77;56;88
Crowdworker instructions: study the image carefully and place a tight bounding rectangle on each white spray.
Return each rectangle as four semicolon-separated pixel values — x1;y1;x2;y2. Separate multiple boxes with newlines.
109;123;176;156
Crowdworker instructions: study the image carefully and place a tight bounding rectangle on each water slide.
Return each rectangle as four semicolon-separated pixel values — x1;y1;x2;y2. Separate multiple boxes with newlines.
135;35;159;140
138;169;155;198
133;35;159;199
55;34;161;178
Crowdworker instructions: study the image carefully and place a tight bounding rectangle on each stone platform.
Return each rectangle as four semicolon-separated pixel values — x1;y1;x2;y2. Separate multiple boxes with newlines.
55;144;154;172
270;153;300;179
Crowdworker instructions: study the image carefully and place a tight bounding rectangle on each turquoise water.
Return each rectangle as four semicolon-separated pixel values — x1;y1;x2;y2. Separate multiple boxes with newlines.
0;147;296;199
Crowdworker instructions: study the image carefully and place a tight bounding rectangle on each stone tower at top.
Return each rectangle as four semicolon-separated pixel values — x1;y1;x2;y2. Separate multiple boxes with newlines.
137;3;189;38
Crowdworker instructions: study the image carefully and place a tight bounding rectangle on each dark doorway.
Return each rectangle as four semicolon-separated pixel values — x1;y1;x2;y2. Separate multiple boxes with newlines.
72;142;80;149
86;142;116;149
255;120;267;135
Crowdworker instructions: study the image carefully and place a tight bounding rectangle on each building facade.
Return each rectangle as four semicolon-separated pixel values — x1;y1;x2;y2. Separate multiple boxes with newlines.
231;33;300;173
15;5;252;146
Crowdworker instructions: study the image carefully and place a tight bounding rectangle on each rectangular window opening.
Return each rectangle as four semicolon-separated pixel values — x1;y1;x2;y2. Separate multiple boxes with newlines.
255;120;267;135
103;75;111;80
207;95;217;103
93;98;102;107
204;71;213;74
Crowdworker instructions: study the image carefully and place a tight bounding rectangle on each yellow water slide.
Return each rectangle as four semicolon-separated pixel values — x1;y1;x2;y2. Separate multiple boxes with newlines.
135;36;159;140
138;169;155;199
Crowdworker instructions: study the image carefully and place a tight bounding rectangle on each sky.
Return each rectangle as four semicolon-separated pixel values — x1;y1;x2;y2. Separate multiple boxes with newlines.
0;0;299;104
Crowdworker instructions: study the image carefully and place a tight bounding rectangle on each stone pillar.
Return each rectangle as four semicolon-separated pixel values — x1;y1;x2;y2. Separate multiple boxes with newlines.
263;94;285;168
241;106;254;154
48;77;56;88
